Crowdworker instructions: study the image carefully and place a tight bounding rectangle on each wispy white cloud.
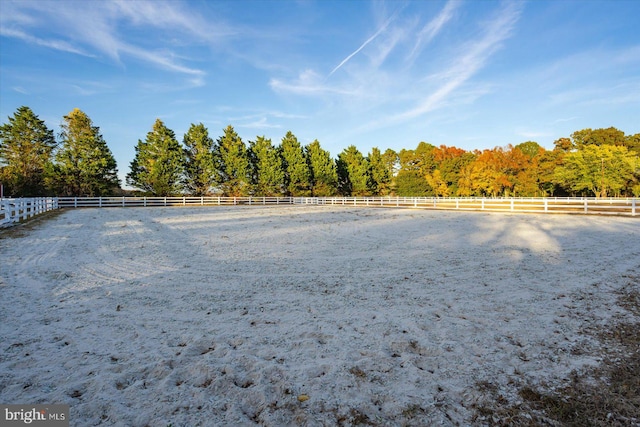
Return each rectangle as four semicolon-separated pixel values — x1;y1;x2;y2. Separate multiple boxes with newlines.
328;19;392;77
551;117;579;124
0;27;94;57
68;82;112;97
328;2;408;78
550;81;640;107
12;86;28;95
407;0;460;63
0;0;212;80
270;69;359;96
270;1;522;133
238;117;283;130
389;1;523;123
517;130;553;139
121;44;205;77
110;0;237;42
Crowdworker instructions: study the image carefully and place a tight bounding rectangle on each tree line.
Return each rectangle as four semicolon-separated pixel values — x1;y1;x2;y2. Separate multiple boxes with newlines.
1;106;639;198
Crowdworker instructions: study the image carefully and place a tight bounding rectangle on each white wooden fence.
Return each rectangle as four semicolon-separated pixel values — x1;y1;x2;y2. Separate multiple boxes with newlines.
297;196;639;216
53;196;639;216
0;197;59;227
56;196;295;208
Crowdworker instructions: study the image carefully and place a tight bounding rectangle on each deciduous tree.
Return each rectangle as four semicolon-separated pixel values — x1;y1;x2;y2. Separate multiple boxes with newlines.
554;144;638;197
571;127;627;150
426;169;449;197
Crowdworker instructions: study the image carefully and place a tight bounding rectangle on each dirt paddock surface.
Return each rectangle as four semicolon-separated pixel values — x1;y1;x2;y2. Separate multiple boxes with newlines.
1;206;639;426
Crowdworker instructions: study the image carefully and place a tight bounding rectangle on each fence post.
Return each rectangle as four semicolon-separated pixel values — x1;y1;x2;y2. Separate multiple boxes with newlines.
544;198;548;213
510;199;514;212
5;201;12;224
584;199;588;213
632;199;636;216
481;198;485;210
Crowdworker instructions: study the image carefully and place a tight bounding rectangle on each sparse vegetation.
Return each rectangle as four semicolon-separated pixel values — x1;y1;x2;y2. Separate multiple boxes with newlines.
471;280;640;426
0;208;64;238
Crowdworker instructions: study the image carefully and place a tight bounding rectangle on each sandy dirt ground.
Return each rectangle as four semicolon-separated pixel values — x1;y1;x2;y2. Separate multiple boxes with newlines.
1;206;639;426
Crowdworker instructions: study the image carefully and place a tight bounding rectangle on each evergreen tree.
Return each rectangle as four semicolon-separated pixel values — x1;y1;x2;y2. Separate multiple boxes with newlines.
127;119;183;196
183;123;215;196
280;131;311;196
248;136;285;196
214;125;250;196
336;145;370;196
0;106;56;196
49;108;119;196
305;139;338;196
368;147;392;195
395;170;432;196
382;148;399;176
398;142;436;176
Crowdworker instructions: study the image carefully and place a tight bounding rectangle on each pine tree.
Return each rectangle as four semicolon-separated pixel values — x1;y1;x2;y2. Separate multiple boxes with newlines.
214;125;250;196
280;131;311;196
395;170;432;196
306;139;338;196
183;123;215;196
248;136;285;196
127;119;183;196
336;145;371;196
49;108;119;196
368;147;392;196
0;106;56;196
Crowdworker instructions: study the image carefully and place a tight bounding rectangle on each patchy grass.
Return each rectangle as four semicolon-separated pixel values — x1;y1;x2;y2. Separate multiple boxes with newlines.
471;280;640;426
0;208;65;239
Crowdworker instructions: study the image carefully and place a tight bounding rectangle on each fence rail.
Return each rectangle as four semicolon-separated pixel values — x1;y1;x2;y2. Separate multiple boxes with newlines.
297;196;639;216
56;196;295;208
0;197;59;227
52;196;639;216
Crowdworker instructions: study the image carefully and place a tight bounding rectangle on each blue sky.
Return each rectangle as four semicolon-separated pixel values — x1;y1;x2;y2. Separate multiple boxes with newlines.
1;0;639;186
